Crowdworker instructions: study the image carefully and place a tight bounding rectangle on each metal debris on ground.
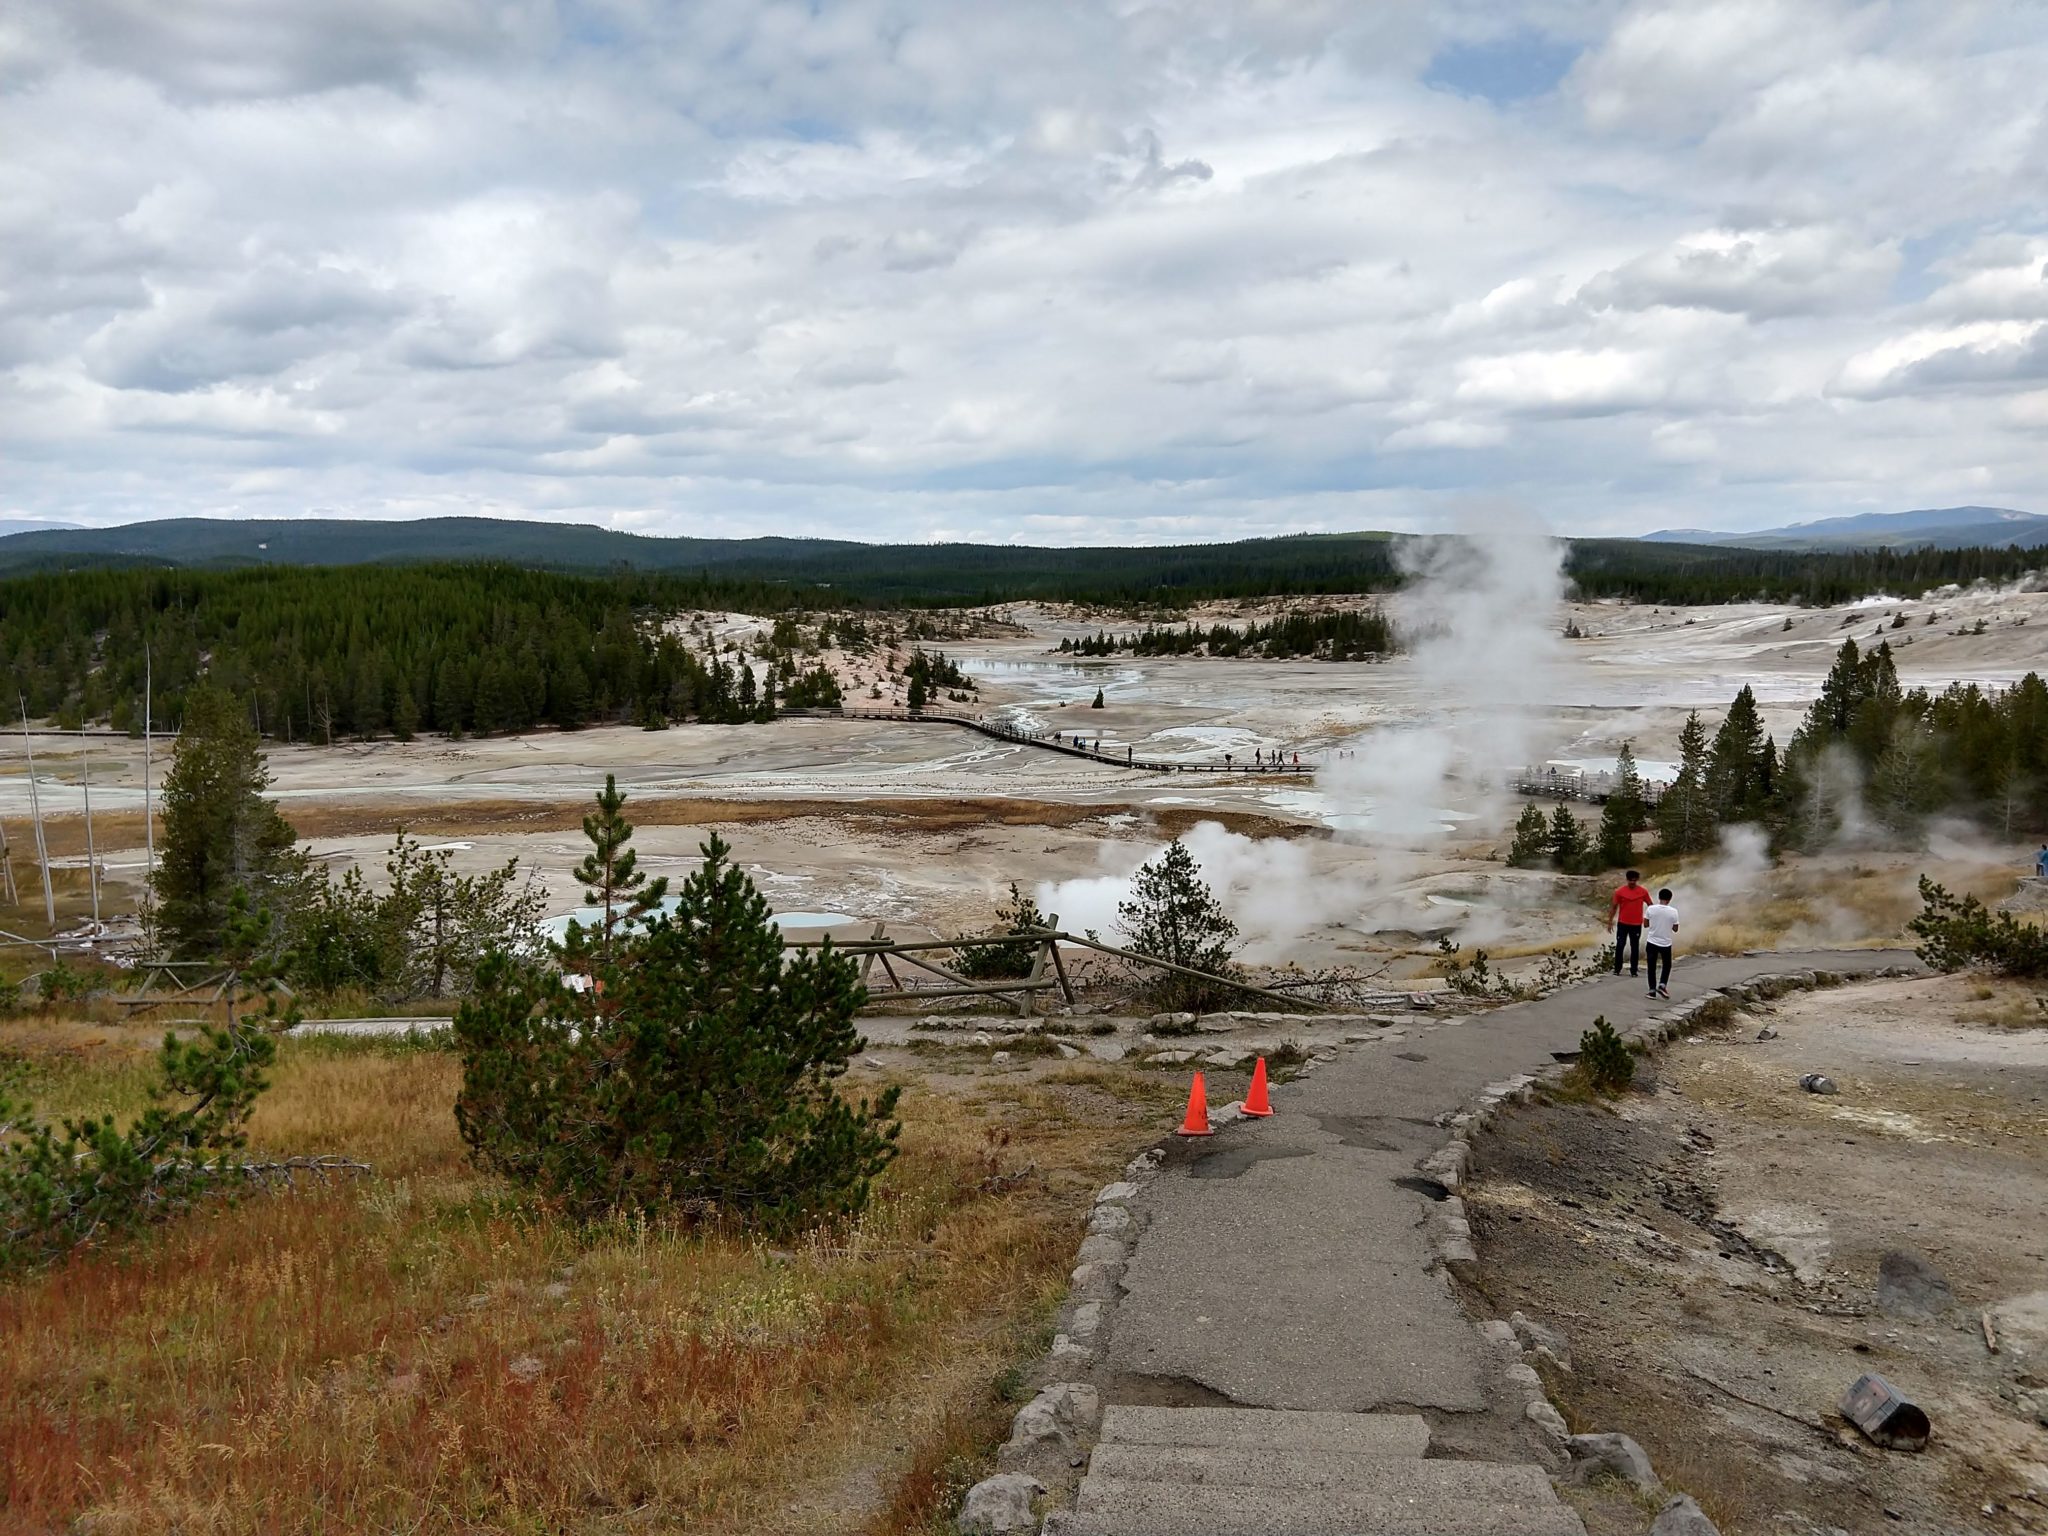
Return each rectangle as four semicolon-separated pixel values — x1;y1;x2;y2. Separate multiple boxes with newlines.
1838;1372;1931;1452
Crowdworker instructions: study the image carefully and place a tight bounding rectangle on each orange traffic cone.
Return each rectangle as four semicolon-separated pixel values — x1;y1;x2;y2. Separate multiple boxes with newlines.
1243;1057;1273;1117
1177;1072;1213;1136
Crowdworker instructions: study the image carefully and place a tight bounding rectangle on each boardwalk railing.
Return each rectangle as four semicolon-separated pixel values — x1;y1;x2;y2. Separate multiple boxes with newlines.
840;709;1312;776
1509;765;1667;806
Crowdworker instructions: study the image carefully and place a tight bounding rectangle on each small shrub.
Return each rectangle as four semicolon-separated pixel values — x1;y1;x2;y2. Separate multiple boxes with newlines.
1909;876;2048;978
31;959;98;1007
1579;1014;1635;1094
1;1002;287;1271
1530;946;1604;993
953;883;1048;980
1437;938;1505;997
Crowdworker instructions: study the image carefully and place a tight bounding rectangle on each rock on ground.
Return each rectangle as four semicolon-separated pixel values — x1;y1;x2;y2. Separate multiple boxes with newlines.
1511;1310;1573;1370
957;1472;1044;1534
1001;1382;1102;1467
1567;1431;1660;1495
1649;1493;1722;1535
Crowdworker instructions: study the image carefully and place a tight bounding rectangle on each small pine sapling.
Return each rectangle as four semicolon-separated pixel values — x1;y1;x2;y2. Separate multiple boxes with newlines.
1579;1014;1636;1094
565;773;669;967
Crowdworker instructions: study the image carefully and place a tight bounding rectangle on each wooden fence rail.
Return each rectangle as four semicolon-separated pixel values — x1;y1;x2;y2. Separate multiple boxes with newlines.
781;921;1324;1017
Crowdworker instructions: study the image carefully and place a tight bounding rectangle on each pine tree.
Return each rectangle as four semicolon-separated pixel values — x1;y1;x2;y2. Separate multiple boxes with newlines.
1870;713;1946;835
1656;711;1714;854
1547;802;1589;872
566;774;668;965
432;658;471;737
1117;841;1240;1011
550;655;591;729
1706;686;1772;824
1507;803;1551;867
454;831;901;1226
475;652;520;735
391;684;419;742
1091;688;1105;709
1791;638;1902;771
154;684;303;957
1597;742;1648;866
1804;638;1868;741
512;649;547;731
352;653;385;739
907;673;928;712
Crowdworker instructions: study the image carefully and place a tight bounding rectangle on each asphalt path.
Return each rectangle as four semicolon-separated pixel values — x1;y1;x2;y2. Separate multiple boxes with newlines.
1107;949;1923;1415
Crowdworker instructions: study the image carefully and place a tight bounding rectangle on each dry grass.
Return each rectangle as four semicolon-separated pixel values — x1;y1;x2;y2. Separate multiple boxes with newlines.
0;1024;1163;1535
1677;860;1926;954
1960;981;2048;1029
1485;934;1604;962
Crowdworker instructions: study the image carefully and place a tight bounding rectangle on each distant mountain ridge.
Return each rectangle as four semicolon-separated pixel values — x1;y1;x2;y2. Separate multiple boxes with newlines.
0;516;824;573
1643;505;2048;551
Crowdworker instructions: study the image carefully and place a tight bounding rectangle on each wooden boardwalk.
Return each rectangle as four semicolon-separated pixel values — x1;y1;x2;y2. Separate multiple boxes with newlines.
841;709;1312;776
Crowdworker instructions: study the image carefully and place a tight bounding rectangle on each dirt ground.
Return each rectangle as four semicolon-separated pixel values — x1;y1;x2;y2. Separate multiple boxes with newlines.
1461;973;2048;1535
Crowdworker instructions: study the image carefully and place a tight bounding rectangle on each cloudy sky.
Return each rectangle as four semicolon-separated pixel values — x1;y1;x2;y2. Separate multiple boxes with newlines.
3;1;2045;544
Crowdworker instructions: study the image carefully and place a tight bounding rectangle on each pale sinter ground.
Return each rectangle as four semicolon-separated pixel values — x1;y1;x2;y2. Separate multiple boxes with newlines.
4;582;2042;979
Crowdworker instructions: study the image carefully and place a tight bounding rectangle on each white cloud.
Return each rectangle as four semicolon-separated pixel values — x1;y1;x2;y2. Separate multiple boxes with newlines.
1581;225;1897;319
1834;321;2048;398
1568;0;1870;137
1924;236;2048;320
1454;347;1668;415
3;0;2048;539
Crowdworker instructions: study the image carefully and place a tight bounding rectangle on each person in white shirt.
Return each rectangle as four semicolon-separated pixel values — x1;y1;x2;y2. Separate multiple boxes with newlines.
1643;889;1679;998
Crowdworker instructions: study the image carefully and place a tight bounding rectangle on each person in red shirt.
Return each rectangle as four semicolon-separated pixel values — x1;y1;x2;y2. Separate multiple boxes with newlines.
1608;870;1650;978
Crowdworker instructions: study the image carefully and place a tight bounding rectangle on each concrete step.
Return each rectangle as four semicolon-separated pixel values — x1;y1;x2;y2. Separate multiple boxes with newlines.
1046;1463;1586;1536
1099;1406;1430;1457
1088;1444;1446;1491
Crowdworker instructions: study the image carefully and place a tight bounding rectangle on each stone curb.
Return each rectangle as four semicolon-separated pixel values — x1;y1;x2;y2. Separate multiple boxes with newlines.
962;1147;1167;1530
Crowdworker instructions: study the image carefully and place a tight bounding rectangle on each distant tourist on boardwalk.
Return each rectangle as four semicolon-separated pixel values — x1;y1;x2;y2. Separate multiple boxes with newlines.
2037;843;2048;878
1608;870;1649;978
1643;888;1679;997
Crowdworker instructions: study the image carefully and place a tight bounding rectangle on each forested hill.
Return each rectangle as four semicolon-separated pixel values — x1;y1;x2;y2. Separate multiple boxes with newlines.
3;516;2045;605
0;564;856;738
1563;539;2047;605
0;517;1401;601
4;540;2046;741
